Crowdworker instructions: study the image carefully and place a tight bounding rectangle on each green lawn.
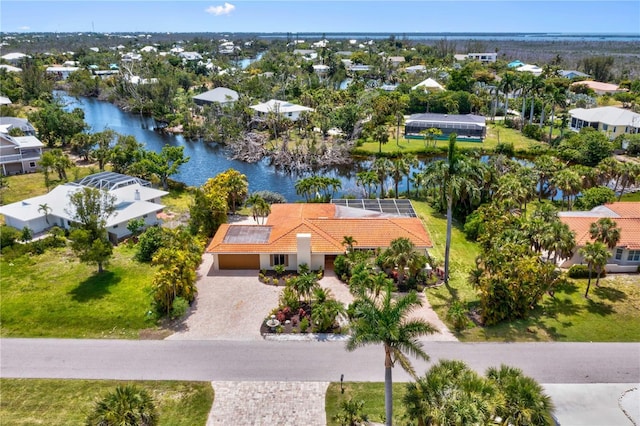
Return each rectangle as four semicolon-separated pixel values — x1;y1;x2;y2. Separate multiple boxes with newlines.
354;124;545;156
0;245;158;338
414;200;640;342
326;382;407;426
0;379;213;426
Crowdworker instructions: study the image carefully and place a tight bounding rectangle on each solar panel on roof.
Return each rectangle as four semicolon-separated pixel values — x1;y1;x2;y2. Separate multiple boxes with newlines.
330;199;417;217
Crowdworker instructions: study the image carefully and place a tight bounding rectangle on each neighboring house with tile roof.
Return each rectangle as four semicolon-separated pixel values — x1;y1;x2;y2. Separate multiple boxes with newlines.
558;202;640;272
570;80;624;95
207;203;432;271
0;172;168;243
569;106;640;139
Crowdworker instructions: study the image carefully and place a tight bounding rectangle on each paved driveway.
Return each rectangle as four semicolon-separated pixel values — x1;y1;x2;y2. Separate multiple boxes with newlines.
167;257;456;341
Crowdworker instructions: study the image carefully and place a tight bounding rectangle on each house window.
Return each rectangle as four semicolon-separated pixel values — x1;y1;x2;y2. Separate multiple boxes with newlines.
603;124;608;131
287;112;293;117
615;248;623;260
627;250;640;262
29;162;36;168
270;254;288;266
142;214;148;218
113;224;118;228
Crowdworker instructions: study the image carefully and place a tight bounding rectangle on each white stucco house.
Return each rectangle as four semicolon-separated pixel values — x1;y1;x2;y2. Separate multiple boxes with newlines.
250;99;314;121
569;106;640;139
0;172;168;243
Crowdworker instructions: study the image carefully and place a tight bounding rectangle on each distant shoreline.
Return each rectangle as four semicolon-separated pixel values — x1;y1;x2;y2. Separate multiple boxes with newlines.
3;31;639;42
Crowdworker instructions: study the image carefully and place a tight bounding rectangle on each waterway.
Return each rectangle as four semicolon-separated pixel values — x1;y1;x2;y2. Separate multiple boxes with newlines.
56;91;369;201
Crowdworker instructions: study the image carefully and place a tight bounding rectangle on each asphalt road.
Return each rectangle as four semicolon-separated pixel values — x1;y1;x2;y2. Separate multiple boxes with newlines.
2;339;639;384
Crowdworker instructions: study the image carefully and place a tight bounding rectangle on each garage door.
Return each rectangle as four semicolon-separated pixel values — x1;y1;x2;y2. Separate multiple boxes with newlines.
218;254;260;270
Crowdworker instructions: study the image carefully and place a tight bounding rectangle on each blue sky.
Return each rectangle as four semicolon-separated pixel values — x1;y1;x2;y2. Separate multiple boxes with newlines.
2;1;639;34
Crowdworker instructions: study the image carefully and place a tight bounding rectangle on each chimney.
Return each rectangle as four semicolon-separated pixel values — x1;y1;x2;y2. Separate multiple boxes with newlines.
134;189;140;200
296;233;311;271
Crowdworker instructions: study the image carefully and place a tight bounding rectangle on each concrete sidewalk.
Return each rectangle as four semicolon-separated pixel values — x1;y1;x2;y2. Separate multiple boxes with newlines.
544;383;639;425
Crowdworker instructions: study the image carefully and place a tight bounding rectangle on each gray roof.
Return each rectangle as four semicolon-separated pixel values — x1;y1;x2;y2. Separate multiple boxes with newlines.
193;87;239;104
569;107;640;127
406;113;486;126
0;117;36;134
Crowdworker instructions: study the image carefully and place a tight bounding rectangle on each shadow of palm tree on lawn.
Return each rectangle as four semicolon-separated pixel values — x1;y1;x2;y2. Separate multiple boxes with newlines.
593;286;627;302
69;271;120;302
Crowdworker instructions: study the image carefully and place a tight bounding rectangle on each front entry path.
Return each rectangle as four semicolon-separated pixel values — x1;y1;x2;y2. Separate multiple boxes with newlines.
207;381;329;426
168;256;456;341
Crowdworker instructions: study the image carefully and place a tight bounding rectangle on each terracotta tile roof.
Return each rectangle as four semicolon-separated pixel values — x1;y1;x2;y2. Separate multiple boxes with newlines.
559;202;640;249
206;203;432;254
605;202;640;219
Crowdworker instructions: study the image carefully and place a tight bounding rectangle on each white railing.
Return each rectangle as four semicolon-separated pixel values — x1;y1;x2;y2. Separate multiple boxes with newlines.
0;152;41;164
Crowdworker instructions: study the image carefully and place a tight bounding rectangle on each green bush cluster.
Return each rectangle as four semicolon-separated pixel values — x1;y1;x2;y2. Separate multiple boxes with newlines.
568;264;606;279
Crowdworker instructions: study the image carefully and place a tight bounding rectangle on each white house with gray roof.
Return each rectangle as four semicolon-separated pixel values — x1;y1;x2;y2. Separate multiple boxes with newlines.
250;99;314;121
192;87;239;106
0;172;168;242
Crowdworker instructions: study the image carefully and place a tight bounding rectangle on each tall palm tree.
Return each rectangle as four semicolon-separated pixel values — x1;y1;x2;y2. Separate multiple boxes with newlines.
347;282;437;426
424;134;482;283
528;75;546;125
391;156;409;197
373;158;393;198
546;86;567;143
617;162;640;201
499;71;517;118
356;170;379;199
486;365;556;426
86;384;158;426
579;241;610;298
552;168;582;210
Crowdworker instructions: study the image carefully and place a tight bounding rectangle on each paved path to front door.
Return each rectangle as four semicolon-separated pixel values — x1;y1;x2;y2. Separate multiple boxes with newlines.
168;257;456;341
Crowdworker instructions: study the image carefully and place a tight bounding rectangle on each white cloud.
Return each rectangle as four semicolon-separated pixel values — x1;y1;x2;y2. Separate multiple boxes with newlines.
19;26;30;30
205;3;235;16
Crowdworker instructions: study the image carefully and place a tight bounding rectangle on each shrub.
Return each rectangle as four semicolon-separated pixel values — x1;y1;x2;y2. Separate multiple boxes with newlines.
568;264;606;279
495;142;515;156
170;297;190;319
446;300;469;332
20;226;33;242
0;225;19;248
136;225;166;262
252;190;286;204
274;264;286;276
334;255;349;280
523;124;544;141
299;317;310;333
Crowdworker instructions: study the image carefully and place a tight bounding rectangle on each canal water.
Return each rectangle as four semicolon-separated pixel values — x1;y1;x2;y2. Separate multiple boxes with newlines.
57;92;369;201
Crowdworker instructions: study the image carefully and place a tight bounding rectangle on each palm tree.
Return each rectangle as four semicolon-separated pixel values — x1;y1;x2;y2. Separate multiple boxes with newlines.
347;282;437;426
589;217;621;250
403;359;502;426
423;134;482;283
552;168;582;210
341;235;358;253
419;127;442;148
546;86;567;143
38;203;52;225
311;287;346;332
86;384;158;426
356;170;379;199
486;365;555;426
381;237;425;286
499;71;517;118
373;158;393;198
390;156;409;197
579;241;610;298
